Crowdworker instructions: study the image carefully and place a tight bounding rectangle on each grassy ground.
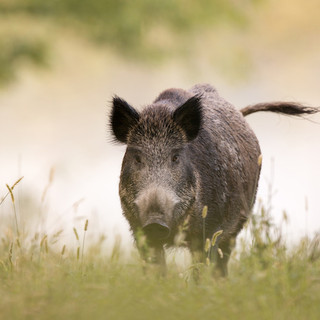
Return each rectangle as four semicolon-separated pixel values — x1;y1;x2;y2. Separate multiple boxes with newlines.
1;181;320;320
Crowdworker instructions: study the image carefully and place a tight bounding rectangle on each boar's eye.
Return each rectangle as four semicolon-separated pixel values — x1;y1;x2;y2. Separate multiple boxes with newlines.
171;154;179;163
127;147;143;165
134;154;142;164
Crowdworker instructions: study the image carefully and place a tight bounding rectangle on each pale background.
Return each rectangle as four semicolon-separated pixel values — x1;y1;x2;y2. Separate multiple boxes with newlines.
0;0;319;251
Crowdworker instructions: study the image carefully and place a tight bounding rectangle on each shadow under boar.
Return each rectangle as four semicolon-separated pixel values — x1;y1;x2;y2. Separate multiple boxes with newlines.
109;83;318;276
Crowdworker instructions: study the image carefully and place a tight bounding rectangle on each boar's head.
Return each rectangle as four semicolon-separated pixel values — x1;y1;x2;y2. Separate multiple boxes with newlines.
110;95;202;246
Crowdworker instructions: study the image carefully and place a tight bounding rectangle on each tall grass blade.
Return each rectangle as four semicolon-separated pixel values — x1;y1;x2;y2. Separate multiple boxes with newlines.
61;245;66;256
211;230;223;247
6;184;20;237
73;228;79;241
81;220;89;266
0;176;24;206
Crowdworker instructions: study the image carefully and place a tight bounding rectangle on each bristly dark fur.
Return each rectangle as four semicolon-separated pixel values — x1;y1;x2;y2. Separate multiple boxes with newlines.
109;83;318;277
241;102;319;117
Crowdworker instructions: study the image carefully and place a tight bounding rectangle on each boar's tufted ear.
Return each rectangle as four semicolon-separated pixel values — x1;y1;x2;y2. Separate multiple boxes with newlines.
110;96;140;144
173;95;202;141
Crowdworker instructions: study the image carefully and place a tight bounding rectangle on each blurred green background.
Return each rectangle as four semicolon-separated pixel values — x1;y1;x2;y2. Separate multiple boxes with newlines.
0;0;319;244
0;0;262;85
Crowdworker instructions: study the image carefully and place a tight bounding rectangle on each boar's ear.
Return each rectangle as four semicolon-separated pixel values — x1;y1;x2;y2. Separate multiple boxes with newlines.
110;96;140;144
173;95;202;141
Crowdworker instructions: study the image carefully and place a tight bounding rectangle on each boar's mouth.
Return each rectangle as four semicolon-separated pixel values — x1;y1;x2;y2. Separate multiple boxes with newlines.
142;218;170;242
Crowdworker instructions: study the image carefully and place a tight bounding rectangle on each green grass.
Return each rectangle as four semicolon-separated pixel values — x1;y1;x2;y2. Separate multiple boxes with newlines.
1;180;320;320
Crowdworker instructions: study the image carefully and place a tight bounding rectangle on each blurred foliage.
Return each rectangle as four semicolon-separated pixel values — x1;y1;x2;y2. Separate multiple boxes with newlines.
0;0;263;85
1;184;320;319
0;37;47;85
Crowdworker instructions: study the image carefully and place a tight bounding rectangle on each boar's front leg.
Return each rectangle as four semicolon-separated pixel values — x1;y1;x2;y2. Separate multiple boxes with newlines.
148;245;166;276
136;238;167;276
147;244;165;264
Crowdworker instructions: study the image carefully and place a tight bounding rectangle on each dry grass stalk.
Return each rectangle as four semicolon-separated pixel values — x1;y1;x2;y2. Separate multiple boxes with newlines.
0;176;24;206
11;177;24;190
202;206;208;219
6;184;14;203
5;184;20;237
8;242;13;269
202;205;208;251
217;248;224;259
81;220;89;265
40;235;47;250
84;219;89;232
41;168;55;204
204;238;211;253
211;230;223;247
73;228;79;241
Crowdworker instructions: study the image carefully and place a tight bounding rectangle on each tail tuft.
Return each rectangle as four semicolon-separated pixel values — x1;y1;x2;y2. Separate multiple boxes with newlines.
241;102;319;117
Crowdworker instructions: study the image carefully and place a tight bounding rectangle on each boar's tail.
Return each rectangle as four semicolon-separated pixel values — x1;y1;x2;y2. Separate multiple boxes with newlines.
240;102;319;117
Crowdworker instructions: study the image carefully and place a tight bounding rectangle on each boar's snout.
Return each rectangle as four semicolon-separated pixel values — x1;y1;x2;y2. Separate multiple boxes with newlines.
142;219;170;241
134;185;179;242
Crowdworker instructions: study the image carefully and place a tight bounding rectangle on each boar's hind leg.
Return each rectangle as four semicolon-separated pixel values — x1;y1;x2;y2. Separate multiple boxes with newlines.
189;239;232;278
211;240;233;277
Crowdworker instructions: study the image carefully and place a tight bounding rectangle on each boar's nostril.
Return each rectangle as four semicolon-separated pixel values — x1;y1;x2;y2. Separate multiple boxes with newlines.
142;222;170;240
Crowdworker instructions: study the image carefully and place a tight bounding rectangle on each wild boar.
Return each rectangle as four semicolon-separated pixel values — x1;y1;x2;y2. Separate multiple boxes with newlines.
109;83;318;276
